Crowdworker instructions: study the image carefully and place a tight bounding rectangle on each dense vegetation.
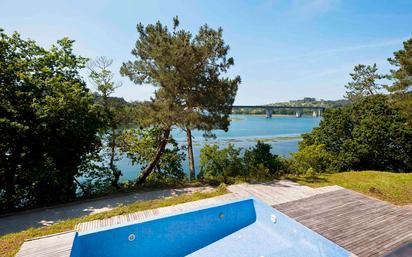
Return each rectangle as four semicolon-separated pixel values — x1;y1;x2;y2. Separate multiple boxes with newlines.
0;30;103;211
297;95;412;172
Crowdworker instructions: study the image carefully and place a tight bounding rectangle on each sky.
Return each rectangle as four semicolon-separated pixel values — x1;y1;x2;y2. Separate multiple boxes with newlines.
1;0;411;104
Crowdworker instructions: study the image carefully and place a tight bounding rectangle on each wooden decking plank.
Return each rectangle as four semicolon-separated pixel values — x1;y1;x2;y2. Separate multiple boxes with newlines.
337;208;411;245
16;231;75;257
274;189;412;257
349;219;412;252
301;203;395;234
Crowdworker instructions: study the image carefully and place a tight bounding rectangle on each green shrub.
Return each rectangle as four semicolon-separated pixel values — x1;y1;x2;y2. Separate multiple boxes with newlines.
198;142;285;183
198;144;246;183
251;163;271;180
244;141;284;177
291;144;333;175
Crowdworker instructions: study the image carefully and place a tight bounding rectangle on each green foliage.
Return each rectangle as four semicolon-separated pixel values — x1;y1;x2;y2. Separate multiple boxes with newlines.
244;141;283;176
252;163;271;180
120;18;240;130
198;142;284;183
291;144;333;175
387;38;412;94
344;63;384;102
0;30;103;211
299;94;412;172
198;144;244;183
119;127;186;184
387;38;412;116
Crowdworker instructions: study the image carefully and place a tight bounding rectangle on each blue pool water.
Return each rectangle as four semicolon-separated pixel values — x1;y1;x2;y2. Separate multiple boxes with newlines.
117;115;320;181
70;198;352;257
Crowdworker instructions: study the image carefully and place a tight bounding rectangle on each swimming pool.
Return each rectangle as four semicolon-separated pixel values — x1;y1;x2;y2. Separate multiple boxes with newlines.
70;198;354;257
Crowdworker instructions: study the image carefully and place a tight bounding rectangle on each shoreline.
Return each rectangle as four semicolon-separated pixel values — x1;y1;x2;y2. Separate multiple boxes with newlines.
231;114;294;117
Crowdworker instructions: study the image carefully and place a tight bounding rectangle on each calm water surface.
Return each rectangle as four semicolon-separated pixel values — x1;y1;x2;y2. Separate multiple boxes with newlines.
118;115;320;181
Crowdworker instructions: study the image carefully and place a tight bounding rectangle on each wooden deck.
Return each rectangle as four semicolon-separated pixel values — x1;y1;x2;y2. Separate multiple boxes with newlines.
16;231;75;257
275;189;412;257
228;180;341;205
16;180;411;257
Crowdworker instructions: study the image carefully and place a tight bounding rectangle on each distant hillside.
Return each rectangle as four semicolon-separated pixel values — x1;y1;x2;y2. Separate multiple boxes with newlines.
93;92;129;106
232;98;350;115
270;97;350;109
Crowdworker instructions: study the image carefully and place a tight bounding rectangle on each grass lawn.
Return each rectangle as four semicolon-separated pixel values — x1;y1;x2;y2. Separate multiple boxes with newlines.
0;186;228;257
287;170;412;205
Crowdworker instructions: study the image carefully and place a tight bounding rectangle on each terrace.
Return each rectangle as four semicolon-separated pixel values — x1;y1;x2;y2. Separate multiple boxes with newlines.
15;181;412;257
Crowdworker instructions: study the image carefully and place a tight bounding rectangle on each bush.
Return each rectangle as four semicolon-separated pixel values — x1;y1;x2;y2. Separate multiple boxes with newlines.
198;144;245;183
244;141;284;177
198;142;285;183
291;144;333;175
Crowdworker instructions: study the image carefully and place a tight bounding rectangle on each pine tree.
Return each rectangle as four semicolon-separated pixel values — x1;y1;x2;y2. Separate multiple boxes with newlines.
344;64;384;103
387;38;412;116
120;17;240;184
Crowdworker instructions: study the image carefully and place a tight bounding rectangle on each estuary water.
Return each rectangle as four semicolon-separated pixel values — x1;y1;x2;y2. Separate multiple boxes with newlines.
117;115;320;181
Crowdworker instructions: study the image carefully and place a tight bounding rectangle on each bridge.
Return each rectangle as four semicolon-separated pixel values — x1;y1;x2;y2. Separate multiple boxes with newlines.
232;105;326;118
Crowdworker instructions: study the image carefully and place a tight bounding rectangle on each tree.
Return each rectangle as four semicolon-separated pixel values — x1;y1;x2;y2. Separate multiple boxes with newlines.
300;94;412;172
344;64;384;103
88;56;123;189
120;17;240;184
0;30;102;211
173;21;240;181
387;38;412;116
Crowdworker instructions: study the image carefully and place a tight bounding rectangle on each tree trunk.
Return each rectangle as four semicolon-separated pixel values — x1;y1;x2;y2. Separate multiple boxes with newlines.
136;128;170;186
74;177;90;196
4;143;22;210
4;167;15;210
186;128;195;181
109;127;121;189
